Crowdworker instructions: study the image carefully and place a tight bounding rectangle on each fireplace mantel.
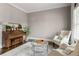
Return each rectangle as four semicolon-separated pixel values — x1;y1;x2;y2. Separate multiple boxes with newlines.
2;30;25;48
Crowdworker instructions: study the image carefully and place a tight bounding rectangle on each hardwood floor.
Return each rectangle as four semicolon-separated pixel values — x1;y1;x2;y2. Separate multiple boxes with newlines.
0;41;27;55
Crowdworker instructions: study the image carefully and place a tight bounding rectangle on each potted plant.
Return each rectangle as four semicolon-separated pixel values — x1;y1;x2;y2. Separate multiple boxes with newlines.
22;26;30;35
17;24;22;30
5;25;12;32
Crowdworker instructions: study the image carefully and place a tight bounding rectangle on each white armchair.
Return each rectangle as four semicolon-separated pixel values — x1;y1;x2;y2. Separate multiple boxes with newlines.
48;43;70;56
52;30;71;46
48;40;79;56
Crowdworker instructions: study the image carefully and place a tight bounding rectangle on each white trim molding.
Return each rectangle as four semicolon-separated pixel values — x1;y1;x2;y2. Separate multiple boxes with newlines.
9;3;71;13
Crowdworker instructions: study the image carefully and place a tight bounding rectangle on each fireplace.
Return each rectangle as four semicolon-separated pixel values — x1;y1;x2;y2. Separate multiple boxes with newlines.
2;30;26;48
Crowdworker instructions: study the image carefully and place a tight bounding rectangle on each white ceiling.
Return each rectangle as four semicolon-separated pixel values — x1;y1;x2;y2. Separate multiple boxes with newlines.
9;3;70;13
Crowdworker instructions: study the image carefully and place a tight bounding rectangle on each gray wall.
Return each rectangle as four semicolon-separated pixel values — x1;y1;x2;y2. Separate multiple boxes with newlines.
0;4;28;48
28;6;71;39
0;3;28;26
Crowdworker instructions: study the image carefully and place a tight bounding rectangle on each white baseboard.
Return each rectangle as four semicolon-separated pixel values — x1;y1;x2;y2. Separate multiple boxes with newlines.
27;36;49;41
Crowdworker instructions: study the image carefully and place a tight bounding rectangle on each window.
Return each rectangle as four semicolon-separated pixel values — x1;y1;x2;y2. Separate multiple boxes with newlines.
73;6;79;40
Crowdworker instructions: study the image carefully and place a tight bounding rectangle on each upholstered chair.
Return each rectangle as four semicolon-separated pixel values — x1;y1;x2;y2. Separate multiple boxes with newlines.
48;40;79;56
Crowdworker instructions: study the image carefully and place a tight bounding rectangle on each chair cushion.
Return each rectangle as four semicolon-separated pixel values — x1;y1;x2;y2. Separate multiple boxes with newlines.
59;43;68;50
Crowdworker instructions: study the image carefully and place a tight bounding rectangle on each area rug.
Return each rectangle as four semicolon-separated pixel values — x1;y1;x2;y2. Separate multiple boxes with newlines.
1;42;52;56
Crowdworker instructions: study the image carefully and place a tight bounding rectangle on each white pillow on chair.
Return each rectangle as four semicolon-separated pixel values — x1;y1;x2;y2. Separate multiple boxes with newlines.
60;36;68;44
